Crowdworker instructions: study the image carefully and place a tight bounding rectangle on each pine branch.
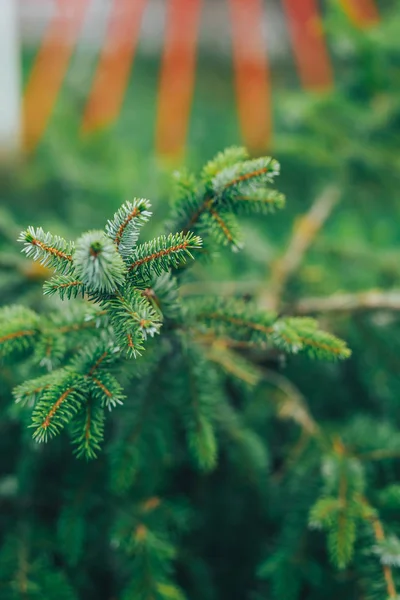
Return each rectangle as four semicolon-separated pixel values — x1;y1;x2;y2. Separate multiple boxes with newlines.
284;317;351;360
127;232;202;280
192;299;350;359
206;343;261;387
194;300;297;351
291;289;400;315
180;151;284;236
180;347;219;471
11;148;351;468
117;525;182;600
71;400;105;459
261;368;319;436
18;226;74;274
53;307;107;335
106;288;162;357
13;370;68;407
178;148;251;233
200;207;243;250
232;188;285;215
89;372;125;410
0;305;40;357
144;273;182;320
201;146;250;182
212;156;280;197
70;344;116;377
43;275;85;300
193;297;276;338
105;198;152;259
263;185;340;310
31;373;88;442
182;196;212;234
29;345;121;448
361;499;398;598
32;330;66;371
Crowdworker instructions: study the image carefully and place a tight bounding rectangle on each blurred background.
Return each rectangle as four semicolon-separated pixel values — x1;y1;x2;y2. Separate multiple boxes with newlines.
1;0;397;225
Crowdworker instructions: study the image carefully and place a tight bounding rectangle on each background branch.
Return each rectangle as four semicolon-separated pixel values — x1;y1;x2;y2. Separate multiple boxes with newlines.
290;290;400;315
262;185;340;310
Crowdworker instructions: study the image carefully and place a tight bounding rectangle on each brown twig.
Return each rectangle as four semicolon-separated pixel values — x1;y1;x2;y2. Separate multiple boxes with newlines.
361;497;398;599
263;368;319;436
0;330;36;344
371;516;397;598
30;238;72;262
358;448;400;461
290;290;400;315
262;185;340;310
206;344;260;386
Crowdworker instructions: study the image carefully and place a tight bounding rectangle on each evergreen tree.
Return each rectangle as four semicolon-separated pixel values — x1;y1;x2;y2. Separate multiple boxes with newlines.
251;7;400;599
1;4;400;600
0;150;351;599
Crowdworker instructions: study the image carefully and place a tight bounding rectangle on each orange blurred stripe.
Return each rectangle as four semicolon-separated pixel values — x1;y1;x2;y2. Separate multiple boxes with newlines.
281;0;333;90
23;0;89;154
228;0;271;151
340;0;379;27
82;0;148;133
155;0;202;158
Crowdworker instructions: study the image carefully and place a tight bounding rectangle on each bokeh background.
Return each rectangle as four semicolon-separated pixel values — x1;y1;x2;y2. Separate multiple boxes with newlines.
2;0;398;303
2;0;397;225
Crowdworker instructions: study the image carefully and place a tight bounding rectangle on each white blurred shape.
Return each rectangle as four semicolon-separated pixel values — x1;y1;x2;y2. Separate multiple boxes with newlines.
0;0;21;158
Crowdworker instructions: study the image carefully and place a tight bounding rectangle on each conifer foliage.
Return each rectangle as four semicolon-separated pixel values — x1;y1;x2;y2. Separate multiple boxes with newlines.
2;149;348;461
0;148;352;599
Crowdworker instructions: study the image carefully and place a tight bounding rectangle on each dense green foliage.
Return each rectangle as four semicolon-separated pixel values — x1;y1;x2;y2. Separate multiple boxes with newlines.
1;3;400;599
0;149;351;598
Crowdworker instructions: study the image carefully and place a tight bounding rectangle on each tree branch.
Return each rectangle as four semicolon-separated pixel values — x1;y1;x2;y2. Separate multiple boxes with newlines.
263;185;340;310
291;290;400;315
